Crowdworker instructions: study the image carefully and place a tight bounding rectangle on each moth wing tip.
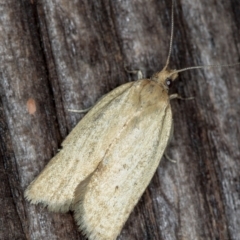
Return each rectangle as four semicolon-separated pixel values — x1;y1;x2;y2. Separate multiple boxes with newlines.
73;203;120;240
73;204;95;239
24;189;71;213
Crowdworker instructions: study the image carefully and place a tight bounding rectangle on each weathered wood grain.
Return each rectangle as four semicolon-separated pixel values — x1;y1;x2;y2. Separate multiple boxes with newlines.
0;0;239;239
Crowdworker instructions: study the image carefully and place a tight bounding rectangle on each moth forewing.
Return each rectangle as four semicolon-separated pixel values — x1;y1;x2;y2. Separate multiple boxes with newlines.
24;81;135;212
72;79;173;240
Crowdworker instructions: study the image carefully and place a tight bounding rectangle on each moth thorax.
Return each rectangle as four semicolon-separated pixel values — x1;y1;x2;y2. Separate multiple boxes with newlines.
138;80;169;107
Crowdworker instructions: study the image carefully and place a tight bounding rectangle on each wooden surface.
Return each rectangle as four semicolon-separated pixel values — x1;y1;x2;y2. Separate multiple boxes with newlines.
0;0;240;239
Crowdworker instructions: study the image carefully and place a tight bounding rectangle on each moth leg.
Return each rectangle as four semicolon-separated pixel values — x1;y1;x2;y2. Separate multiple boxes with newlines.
164;152;177;163
68;91;112;114
170;93;194;100
68;95;108;113
136;70;143;80
68;107;92;113
164;123;176;163
124;67;143;80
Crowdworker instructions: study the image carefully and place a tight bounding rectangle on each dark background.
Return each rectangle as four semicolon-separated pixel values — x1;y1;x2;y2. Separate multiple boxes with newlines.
0;0;240;239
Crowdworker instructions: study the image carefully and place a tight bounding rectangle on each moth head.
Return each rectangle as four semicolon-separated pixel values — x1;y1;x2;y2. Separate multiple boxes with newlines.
152;0;239;92
151;68;178;90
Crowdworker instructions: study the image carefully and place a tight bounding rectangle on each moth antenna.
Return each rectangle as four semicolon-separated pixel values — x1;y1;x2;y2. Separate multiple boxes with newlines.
163;0;175;70
163;1;239;79
169;62;240;78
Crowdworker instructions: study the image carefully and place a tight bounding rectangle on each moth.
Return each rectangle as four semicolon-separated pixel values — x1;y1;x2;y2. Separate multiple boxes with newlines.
24;1;234;239
25;66;178;239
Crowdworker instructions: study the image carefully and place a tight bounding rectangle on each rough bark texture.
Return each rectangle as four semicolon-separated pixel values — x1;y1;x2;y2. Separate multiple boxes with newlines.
0;0;240;239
